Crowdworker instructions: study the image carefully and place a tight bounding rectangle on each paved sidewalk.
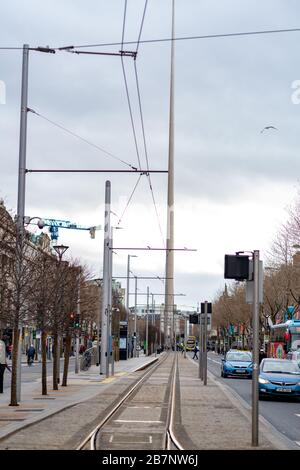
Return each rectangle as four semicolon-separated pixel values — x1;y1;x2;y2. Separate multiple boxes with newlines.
175;354;297;450
0;353;158;442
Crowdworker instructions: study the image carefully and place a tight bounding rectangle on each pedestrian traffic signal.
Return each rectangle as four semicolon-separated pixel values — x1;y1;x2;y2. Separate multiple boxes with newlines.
224;254;249;281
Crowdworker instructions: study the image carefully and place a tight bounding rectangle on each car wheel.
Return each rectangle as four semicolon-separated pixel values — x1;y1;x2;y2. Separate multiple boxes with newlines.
223;372;227;378
221;370;224;377
259;394;265;400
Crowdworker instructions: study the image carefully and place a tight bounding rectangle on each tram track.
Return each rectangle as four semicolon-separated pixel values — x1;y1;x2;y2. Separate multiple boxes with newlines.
77;352;183;451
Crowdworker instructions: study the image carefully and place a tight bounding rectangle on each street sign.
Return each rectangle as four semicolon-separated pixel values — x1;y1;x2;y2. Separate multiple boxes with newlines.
246;261;263;304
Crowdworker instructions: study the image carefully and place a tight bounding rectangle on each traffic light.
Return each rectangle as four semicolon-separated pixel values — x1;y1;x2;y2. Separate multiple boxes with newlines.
74;314;80;328
224;254;249;280
70;313;75;326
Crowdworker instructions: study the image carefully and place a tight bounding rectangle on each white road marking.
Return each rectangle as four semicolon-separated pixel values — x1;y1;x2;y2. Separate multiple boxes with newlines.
109;435;113;443
149;436;152;444
114;419;163;423
295;414;300;418
207;357;221;365
295;441;300;447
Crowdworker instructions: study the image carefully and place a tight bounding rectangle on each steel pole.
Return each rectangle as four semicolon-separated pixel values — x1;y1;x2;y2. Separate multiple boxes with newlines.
252;250;260;446
184;316;186;358
203;301;208;386
106;227;113;377
134;276;137;357
146;286;149;356
126;254;130;359
15;44;29;404
75;272;80;374
199;313;202;379
100;181;111;374
164;0;175;350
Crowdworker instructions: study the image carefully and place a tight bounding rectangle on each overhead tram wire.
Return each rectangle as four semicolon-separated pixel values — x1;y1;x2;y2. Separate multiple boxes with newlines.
116;173;143;226
135;0;148;55
133;0;165;248
56;27;300;50
27;108;137;170
3;27;300;54
120;0;142;172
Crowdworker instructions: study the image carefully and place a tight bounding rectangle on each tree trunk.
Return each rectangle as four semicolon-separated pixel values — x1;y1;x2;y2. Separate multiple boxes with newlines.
62;334;71;386
53;332;58;390
41;330;47;395
9;327;20;406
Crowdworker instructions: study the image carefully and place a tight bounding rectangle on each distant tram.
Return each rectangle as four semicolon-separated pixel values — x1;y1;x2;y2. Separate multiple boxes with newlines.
186;335;196;351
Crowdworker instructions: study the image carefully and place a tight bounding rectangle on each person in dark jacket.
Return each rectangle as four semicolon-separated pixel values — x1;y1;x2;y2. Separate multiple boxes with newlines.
27;344;35;365
0;361;11;393
192;344;199;360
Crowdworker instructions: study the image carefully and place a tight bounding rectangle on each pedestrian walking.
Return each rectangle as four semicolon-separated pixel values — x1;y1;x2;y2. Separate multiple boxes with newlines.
192;344;199;360
0;339;11;393
27;344;35;366
6;343;12;360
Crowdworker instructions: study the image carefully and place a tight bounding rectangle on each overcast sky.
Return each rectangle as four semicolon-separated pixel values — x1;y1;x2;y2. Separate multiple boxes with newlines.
1;0;300;311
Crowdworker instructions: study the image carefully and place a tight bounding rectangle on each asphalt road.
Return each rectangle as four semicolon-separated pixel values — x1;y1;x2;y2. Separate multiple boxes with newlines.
190;351;300;448
2;357;76;391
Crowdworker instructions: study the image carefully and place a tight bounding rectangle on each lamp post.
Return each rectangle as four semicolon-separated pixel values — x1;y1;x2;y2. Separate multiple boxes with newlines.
126;254;137;359
53;244;69;389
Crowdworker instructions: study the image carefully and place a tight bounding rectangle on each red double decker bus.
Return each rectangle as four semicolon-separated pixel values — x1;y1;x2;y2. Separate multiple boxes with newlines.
268;319;300;358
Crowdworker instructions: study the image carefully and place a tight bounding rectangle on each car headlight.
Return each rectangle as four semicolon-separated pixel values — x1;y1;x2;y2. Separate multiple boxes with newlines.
258;377;270;384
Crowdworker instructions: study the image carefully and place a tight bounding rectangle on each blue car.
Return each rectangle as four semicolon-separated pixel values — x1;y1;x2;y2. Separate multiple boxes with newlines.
221;350;253;378
259;358;300;400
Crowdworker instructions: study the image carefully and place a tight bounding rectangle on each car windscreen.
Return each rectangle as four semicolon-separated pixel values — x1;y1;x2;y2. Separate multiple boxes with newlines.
262;360;300;374
226;352;252;362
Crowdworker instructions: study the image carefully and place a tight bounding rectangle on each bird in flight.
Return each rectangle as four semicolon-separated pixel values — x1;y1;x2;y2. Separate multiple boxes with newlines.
260;125;278;133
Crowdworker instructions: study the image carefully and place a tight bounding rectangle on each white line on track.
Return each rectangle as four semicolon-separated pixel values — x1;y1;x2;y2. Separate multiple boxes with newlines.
114;419;163;423
295;414;300;418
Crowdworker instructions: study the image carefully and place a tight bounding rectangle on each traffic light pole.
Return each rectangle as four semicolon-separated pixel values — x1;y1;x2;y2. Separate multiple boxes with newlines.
100;181;110;374
252;250;260;446
203;301;208;386
75;272;81;374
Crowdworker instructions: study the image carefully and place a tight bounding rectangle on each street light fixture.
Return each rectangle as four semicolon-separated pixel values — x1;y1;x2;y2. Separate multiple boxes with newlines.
53;244;69;261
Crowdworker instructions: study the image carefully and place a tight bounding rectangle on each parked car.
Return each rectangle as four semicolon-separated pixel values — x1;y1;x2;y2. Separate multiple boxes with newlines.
259;358;300;400
221;350;253;378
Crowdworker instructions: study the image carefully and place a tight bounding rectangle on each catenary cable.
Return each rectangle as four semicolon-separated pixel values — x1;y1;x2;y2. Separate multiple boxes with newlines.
117;174;143;226
28;108;137;170
57;26;300;50
120;0;142;171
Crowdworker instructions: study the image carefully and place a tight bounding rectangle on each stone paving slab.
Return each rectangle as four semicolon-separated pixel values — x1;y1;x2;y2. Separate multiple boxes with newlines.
175;354;295;450
0;354;158;443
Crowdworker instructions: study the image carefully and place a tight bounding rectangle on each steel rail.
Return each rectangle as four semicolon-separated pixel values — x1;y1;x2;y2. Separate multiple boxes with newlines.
166;352;183;450
76;354;167;450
